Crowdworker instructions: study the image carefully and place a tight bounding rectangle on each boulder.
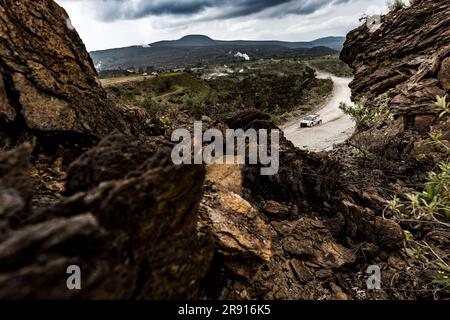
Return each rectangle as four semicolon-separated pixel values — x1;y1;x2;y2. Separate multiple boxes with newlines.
0;0;152;147
0;137;213;299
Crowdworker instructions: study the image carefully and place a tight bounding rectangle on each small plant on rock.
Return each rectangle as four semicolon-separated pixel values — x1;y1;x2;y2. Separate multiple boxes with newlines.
387;96;450;225
339;93;393;130
434;262;450;291
387;0;406;11
434;95;449;118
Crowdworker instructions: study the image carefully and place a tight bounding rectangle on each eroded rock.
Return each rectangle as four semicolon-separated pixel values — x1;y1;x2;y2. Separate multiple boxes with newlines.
0;0;444;301
0;0;153;147
0;136;213;299
341;0;450;117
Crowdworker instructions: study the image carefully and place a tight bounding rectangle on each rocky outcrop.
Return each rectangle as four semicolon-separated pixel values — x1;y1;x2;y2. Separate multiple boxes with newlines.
0;137;212;299
63;134;158;195
0;0;212;299
0;0;153;147
339;0;450;181
341;0;450;120
0;109;423;300
335;0;449;299
0;0;444;301
195;112;408;300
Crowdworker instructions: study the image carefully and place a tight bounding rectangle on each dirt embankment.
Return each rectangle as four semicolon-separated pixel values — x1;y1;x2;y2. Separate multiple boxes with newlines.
100;75;154;87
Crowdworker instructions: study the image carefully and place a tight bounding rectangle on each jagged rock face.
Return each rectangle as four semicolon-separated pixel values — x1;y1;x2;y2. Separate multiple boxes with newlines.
341;0;450;117
63;135;158;195
0;137;213;299
0;0;152;146
197;112;407;300
0;0;213;299
0;0;442;301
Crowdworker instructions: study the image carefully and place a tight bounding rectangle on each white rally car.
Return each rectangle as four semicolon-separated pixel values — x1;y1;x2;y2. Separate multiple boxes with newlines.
300;114;322;128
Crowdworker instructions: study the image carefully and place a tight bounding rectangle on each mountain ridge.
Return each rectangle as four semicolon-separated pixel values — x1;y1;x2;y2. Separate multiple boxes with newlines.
91;35;345;53
146;34;345;50
90;34;342;71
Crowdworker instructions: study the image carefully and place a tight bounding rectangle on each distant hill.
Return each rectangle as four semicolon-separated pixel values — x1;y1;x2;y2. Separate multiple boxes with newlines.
150;35;218;47
150;35;345;50
90;35;343;72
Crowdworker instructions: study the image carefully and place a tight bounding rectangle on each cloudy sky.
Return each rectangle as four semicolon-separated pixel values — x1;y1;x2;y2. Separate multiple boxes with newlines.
56;0;390;51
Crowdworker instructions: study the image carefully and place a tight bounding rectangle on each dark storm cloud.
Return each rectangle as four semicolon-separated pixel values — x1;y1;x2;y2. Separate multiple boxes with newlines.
286;0;351;15
71;0;353;21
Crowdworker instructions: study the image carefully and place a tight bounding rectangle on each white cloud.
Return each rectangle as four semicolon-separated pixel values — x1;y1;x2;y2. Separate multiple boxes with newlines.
56;0;389;51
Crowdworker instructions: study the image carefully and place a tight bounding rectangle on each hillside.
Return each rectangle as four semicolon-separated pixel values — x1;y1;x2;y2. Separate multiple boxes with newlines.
91;42;338;71
104;61;333;122
150;34;345;50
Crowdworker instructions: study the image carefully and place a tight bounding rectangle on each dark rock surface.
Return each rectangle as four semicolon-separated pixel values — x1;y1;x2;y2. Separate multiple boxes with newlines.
0;0;212;299
0;138;212;299
341;0;450;117
0;0;153;147
0;0;447;300
63;134;158;195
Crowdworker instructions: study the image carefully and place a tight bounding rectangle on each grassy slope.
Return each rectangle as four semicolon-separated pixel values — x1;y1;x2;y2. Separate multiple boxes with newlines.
304;55;353;77
105;60;334;123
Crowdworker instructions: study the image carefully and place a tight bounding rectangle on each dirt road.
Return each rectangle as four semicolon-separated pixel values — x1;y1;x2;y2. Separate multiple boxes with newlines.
99;75;153;87
281;71;355;152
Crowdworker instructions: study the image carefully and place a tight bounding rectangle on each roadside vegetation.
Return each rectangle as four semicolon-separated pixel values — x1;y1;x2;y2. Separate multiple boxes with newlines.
387;96;450;226
385;95;450;293
105;59;334;123
339;93;392;130
304;55;353;77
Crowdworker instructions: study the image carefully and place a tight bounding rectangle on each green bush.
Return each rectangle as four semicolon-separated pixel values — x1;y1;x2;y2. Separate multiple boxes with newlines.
307;57;353;77
339;93;392;130
388;96;450;224
389;161;450;221
434;95;449;118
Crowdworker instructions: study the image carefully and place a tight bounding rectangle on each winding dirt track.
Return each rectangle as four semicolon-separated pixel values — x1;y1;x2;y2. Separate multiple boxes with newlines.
99;75;154;87
281;71;355;152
